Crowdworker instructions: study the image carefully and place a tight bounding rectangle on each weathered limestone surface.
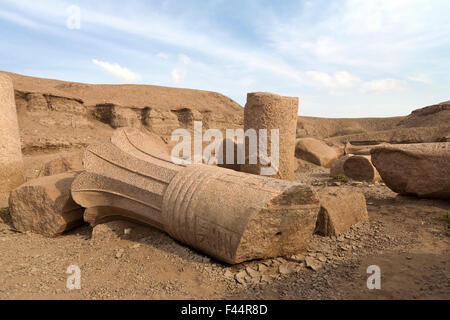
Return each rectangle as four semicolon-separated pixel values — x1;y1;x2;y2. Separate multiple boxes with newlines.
344;142;388;156
9;172;84;237
241;92;298;180
71;127;321;264
315;187;369;236
330;155;381;182
295;138;338;168
371;143;450;199
0;74;24;192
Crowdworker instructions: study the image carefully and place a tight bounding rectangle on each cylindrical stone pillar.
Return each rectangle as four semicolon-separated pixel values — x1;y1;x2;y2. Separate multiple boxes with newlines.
0;74;24;192
241;92;298;180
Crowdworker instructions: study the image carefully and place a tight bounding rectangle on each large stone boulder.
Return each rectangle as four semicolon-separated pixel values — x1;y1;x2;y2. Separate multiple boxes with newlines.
9;172;84;237
330;155;381;182
315;187;369;236
295;138;338;168
371;143;450;199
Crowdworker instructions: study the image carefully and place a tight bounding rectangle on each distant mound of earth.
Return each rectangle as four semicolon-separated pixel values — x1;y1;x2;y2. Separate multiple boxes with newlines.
1;71;447;160
396;101;450;128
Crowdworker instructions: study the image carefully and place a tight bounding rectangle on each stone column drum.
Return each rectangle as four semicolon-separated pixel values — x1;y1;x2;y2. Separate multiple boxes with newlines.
241;92;298;180
0;74;24;192
71;128;320;264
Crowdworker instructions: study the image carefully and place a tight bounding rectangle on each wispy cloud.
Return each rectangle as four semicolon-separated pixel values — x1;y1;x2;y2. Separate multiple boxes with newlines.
178;54;191;65
92;59;142;83
171;69;185;84
407;74;432;84
305;71;361;89
156;52;168;59
361;79;406;94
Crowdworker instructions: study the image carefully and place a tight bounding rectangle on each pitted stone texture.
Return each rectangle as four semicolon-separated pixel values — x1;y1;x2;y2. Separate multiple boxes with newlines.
315;187;368;237
0;74;24;192
162;164;320;263
295;138;338;168
9;172;84;237
71;127;320;264
330;155;381;182
241;92;298;181
371;143;450;199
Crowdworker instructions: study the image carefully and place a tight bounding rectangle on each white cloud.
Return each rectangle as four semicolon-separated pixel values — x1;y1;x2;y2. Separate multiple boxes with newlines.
407;74;432;84
178;54;191;65
171;69;185;84
305;71;361;89
361;79;406;94
156;52;168;59
92;59;142;83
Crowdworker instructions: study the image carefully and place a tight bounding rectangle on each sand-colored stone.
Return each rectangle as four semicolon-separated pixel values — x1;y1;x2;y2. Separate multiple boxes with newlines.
295;138;338;168
43;154;83;176
241;92;298;180
0;74;24;192
71;127;320;264
9;172;84;237
315;187;369;236
344;142;388;156
371;143;450;199
330;155;381;182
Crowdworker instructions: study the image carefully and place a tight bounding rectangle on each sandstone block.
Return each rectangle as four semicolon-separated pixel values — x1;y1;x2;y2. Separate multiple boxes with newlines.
295;138;338;168
9;172;84;237
315;187;369;236
330;155;381;182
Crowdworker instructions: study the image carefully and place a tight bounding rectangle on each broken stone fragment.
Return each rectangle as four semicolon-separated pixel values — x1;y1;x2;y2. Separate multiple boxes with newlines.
315;187;369;237
305;256;323;271
9;172;84;237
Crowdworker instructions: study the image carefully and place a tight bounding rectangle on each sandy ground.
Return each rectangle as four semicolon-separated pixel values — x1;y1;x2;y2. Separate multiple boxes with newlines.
0;161;448;300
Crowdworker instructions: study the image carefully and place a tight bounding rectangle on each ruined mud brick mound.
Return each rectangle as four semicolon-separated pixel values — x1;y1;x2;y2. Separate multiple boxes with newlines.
315;187;369;237
371;143;450;199
296;116;403;139
330;155;381;182
241;92;298;180
397;101;450;128
295;138;338;168
0;74;24;192
9;172;84;237
71;127;321;264
326;126;450;146
2;71;244;155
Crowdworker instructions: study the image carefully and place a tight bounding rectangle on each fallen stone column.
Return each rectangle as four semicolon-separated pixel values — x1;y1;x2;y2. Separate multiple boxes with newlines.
330;155;381;182
295;137;338;168
9;172;84;237
371;143;450;199
0;74;24;192
71;127;320;264
241;92;298;180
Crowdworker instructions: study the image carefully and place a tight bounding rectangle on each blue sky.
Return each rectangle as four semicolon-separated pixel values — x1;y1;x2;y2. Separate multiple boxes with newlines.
1;0;449;117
